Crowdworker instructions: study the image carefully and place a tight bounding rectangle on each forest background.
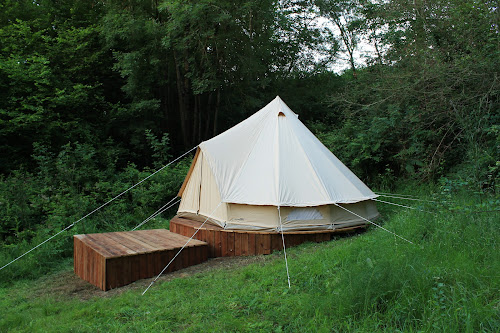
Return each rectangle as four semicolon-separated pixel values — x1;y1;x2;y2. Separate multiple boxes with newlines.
0;0;498;282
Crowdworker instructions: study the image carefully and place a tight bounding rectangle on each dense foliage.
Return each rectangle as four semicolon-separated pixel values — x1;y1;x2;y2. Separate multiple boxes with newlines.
0;0;498;291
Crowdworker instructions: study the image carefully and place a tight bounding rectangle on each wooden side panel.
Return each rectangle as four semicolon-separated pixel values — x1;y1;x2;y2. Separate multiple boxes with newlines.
256;234;272;255
73;237;81;279
234;233;242;256
248;233;256;255
226;232;235;256
74;236;106;290
221;231;228;257
214;230;222;257
207;230;215;257
240;233;249;256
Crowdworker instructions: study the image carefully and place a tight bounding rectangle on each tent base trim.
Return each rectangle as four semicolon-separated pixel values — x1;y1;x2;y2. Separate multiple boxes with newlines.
169;216;367;257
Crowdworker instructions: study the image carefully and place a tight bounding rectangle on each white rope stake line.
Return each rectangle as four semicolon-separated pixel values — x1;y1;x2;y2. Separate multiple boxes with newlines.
131;197;181;231
376;194;441;203
147;197;182;221
142;201;222;295
0;223;74;271
0;146;197;272
371;198;436;215
375;192;419;198
333;203;414;245
277;206;291;289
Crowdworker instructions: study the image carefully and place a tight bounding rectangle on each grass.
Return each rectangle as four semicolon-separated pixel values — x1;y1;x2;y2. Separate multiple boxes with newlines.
0;190;499;332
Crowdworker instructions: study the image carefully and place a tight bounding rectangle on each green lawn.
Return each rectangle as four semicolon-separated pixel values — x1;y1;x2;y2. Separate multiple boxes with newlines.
1;194;498;332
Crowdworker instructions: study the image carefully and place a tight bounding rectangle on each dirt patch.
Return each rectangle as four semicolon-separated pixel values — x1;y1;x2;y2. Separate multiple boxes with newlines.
30;255;272;301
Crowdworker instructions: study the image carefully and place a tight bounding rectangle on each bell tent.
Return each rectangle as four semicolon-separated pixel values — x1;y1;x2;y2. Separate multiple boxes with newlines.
177;96;379;232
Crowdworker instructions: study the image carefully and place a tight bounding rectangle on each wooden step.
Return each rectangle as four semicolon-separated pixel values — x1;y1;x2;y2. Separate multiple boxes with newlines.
74;229;208;291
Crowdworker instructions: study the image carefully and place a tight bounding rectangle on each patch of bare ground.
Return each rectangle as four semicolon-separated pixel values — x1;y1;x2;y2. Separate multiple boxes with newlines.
29;255;272;301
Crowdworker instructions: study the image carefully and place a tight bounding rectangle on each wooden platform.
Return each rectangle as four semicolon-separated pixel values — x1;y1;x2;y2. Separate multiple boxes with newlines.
74;229;208;291
170;216;366;257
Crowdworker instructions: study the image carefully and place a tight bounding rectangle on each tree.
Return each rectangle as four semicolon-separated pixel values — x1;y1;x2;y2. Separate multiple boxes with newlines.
0;0;119;173
315;0;363;76
102;0;326;149
322;0;499;183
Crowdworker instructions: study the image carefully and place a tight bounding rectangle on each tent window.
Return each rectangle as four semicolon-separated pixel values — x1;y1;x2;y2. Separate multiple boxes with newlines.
278;111;285;117
286;208;323;221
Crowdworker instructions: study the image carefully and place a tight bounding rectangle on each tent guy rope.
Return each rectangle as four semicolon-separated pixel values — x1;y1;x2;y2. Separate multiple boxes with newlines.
142;201;223;295
277;206;291;289
374;191;420;198
375;193;441;203
0;146;197;272
333;203;415;245
371;198;436;214
131;197;181;231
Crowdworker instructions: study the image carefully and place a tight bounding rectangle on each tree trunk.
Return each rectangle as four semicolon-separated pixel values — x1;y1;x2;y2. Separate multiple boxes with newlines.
173;51;189;148
213;88;220;136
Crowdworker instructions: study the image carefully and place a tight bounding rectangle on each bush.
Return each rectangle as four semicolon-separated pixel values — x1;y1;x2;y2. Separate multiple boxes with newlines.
0;136;190;281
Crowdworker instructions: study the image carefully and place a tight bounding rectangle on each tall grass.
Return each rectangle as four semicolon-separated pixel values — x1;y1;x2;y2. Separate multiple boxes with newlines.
0;190;498;332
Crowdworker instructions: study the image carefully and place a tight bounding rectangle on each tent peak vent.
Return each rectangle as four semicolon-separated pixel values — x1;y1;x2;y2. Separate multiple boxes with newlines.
278;111;286;117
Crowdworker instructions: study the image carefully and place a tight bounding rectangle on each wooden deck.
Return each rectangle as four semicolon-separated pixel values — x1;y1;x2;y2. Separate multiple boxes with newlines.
74;229;208;291
170;216;366;257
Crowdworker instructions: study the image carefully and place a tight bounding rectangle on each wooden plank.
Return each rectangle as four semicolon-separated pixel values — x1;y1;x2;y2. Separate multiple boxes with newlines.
73;237;80;278
256;234;271;255
221;231;228;257
89;249;96;287
84;234;131;257
198;229;206;243
273;234;284;251
82;240;89;281
234;233;242;256
145;229;195;246
214;229;222;257
105;258;117;290
248;233;256;256
85;233;134;258
191;246;199;266
135;230;197;250
205;230;214;257
172;248;183;271
102;232;149;255
287;234;300;247
158;250;169;274
147;252;155;277
130;230;172;246
183;244;190;268
226;232;235;256
193;245;203;265
180;223;189;238
240;233;249;256
114;232;160;252
138;230;178;249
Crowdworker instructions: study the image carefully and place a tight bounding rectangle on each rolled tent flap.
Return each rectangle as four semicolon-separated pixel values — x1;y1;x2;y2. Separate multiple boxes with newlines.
177;96;379;231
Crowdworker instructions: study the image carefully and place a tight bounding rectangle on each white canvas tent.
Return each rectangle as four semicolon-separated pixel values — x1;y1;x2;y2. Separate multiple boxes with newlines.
177;96;379;232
